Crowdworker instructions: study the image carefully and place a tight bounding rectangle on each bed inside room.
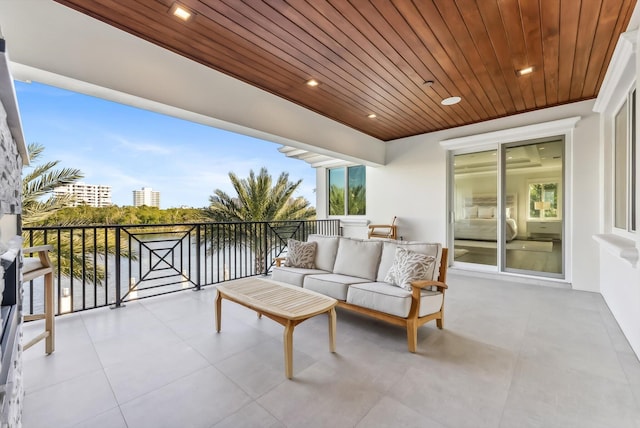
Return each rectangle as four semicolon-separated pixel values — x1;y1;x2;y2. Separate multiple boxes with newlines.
454;194;518;242
453;194;561;273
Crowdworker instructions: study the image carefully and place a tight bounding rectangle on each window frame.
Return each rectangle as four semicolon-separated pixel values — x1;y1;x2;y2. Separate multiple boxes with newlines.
327;165;366;216
612;86;637;234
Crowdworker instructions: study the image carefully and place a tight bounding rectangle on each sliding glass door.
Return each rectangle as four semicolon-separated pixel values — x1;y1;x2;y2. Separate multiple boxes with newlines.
453;150;498;267
503;140;564;277
451;139;564;279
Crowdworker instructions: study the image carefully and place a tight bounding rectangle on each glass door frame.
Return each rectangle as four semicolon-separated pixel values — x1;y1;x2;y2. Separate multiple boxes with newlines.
442;117;578;283
500;138;566;279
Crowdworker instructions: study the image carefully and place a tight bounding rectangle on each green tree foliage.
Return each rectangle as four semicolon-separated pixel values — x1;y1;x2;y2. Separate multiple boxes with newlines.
348;185;366;215
45;205;204;225
329;185;345;215
22;143;83;226
204;168;316;272
21;143;136;286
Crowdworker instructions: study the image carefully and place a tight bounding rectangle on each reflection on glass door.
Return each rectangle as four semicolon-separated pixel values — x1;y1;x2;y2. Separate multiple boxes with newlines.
453;150;497;266
504;140;564;277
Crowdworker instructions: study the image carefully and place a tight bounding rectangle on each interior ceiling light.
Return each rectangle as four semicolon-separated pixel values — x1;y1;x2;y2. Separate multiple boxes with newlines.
170;3;193;21
517;66;534;76
368;113;377;119
441;96;461;106
423;80;434;87
306;79;319;87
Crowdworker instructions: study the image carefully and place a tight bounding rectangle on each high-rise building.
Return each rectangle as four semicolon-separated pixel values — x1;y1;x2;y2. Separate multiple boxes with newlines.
133;187;160;208
53;183;112;207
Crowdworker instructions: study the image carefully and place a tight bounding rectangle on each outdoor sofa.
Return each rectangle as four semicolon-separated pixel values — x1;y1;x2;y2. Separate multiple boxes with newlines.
272;234;448;352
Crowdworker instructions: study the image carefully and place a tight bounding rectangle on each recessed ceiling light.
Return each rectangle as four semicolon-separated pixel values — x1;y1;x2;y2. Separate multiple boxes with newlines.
170;3;193;21
441;96;461;106
306;79;319;87
517;66;534;76
367;113;377;119
423;80;434;87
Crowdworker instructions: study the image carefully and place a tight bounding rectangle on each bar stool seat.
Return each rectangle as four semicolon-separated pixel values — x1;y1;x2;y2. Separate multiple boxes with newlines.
22;245;55;354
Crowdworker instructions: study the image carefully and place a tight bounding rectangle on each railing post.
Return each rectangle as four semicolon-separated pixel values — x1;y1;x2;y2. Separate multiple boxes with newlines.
195;224;201;291
263;222;269;276
113;227;123;308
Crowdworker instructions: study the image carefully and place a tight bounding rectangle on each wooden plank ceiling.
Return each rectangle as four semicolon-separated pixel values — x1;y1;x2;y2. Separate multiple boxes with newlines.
55;0;636;141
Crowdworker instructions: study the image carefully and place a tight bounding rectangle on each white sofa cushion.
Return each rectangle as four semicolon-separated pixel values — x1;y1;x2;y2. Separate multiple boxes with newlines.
308;234;340;272
347;282;444;318
384;248;436;290
333;238;382;281
377;241;442;282
271;266;328;287
303;273;369;301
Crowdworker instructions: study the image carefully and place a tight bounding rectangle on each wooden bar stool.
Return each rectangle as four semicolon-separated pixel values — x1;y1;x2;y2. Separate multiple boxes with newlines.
22;245;55;354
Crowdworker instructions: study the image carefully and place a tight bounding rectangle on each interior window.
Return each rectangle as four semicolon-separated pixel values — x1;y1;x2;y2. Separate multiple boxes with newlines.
528;182;559;219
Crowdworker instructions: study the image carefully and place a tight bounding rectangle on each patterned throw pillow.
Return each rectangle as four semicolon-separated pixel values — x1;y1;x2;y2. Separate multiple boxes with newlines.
384;247;435;291
284;239;317;268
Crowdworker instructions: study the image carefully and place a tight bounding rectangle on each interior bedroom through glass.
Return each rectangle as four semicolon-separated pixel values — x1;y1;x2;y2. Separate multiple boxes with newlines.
453;139;564;278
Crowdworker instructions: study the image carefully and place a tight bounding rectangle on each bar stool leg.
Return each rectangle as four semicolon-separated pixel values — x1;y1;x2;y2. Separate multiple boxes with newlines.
44;271;55;354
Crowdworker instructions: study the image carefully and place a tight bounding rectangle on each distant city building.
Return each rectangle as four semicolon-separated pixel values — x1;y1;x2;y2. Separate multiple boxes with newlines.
54;183;112;207
133;187;160;208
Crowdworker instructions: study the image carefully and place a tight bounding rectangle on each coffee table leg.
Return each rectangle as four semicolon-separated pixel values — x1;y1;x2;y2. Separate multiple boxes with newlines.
284;321;294;379
328;307;336;353
215;290;222;333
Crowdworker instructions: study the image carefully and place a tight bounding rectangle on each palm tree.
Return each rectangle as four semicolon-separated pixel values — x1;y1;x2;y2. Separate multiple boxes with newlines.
22;143;83;226
21;143;135;286
205;167;316;273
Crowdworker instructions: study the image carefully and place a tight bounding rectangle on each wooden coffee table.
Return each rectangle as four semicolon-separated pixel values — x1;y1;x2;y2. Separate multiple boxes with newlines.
215;277;338;379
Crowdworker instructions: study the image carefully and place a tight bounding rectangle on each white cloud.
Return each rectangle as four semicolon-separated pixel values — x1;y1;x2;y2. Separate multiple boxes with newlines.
111;135;172;155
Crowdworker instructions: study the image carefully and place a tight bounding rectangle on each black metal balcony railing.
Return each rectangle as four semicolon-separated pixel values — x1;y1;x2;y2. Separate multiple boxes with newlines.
22;219;340;316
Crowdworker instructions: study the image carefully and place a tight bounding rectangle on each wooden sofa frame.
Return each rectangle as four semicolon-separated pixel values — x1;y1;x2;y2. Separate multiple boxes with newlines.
275;248;448;353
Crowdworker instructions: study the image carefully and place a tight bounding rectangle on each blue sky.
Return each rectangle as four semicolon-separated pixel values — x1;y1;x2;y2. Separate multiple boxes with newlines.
15;81;317;209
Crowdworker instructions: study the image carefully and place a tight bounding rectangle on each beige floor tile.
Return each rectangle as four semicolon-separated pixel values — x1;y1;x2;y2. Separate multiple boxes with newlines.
212;402;284;428
119;366;251;428
104;341;210;404
20;273;640;428
70;407;127;428
22;370;118;428
356;396;447;428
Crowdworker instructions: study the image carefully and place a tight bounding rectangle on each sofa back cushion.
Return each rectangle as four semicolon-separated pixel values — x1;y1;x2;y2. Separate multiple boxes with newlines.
333;237;383;281
377;241;442;282
307;234;340;272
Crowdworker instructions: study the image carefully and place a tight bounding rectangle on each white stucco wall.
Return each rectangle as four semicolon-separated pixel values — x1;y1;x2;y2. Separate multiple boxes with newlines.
591;28;640;358
318;100;602;291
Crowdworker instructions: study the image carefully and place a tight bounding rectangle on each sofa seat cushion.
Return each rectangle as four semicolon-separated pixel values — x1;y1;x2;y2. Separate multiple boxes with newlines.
346;282;444;318
271;266;329;288
303;273;369;301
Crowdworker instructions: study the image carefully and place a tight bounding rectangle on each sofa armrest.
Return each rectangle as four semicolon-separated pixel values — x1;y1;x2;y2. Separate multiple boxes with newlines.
410;280;448;290
23;245;54;254
275;257;286;267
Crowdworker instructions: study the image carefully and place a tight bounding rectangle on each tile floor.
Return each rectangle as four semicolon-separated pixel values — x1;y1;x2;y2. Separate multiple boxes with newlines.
21;273;640;428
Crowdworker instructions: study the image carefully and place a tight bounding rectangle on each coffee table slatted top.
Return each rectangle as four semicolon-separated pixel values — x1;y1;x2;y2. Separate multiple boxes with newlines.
216;278;336;320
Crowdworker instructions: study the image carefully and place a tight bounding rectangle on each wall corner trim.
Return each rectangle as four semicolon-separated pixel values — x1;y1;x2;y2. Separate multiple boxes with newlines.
593;234;639;267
